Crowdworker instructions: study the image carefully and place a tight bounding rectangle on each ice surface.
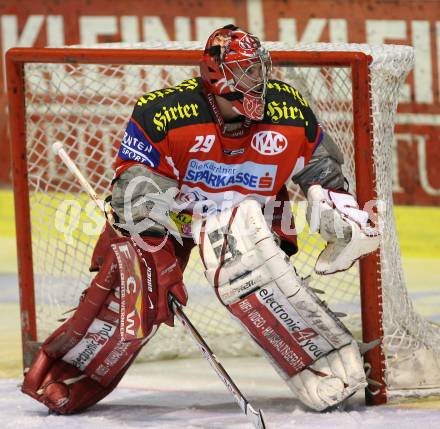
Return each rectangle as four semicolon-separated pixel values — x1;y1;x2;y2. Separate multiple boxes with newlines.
2;357;440;429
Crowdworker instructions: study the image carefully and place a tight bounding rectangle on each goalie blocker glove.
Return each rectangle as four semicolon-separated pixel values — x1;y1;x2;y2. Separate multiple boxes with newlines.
193;199;367;411
21;227;187;414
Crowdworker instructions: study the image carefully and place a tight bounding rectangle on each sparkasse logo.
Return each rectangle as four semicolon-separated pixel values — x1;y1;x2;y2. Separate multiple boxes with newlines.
251;131;288;155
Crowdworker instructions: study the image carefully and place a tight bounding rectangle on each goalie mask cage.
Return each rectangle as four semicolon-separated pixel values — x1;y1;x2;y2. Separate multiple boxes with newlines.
7;42;439;406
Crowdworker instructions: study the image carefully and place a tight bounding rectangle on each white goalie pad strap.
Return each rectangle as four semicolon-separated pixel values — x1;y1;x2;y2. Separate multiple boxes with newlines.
286;340;367;411
205;246;303;306
306;185;380;275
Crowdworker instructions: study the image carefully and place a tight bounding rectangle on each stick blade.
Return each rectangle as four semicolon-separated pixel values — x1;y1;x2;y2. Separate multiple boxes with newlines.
247;404;267;429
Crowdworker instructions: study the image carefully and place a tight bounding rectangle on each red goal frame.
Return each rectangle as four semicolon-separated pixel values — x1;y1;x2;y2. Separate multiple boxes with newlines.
5;47;385;405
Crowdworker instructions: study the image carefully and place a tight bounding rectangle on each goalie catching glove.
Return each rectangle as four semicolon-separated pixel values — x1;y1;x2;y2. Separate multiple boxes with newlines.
307;185;380;275
193;199;366;411
22;228;187;414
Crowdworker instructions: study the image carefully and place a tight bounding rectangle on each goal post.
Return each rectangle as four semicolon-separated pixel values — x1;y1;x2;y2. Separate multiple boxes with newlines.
8;42;436;406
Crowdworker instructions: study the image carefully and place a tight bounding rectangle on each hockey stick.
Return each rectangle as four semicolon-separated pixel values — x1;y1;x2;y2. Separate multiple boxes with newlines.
171;300;266;429
52;141;267;429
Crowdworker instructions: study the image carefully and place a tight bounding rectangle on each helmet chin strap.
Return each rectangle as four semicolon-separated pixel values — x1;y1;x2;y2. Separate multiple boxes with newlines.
205;92;252;138
215;93;242;121
231;105;244;117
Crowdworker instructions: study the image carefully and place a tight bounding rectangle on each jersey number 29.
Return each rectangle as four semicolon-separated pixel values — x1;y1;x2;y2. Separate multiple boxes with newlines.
189;135;215;153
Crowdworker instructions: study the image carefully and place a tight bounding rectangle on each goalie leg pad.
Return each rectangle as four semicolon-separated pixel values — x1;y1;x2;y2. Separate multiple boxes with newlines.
22;235;187;414
195;199;366;410
89;221;118;272
22;329;151;414
287;340;366;410
227;282;353;378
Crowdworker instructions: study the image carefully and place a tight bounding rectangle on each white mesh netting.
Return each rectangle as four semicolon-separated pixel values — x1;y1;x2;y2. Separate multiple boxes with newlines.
19;42;440;400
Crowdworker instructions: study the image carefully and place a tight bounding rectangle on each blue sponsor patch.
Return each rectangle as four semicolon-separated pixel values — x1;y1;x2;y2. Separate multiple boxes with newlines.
184;159;277;191
118;120;160;168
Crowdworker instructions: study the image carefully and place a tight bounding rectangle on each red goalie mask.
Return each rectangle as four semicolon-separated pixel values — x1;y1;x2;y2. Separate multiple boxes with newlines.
200;25;272;121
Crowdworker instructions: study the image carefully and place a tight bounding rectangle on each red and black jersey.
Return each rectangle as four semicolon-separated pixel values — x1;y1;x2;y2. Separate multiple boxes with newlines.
114;77;322;214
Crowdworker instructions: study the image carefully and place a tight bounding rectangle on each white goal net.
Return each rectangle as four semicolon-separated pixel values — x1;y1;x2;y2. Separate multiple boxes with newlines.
10;41;440;403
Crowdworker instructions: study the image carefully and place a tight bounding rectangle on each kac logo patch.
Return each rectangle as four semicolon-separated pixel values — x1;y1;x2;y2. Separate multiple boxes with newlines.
251;131;288;155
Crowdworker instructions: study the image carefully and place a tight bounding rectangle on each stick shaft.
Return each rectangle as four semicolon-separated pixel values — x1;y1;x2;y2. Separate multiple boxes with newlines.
171;300;266;429
53;141;105;213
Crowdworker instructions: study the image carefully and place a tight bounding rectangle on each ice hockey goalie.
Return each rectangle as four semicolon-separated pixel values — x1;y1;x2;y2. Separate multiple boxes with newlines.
20;23;381;414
